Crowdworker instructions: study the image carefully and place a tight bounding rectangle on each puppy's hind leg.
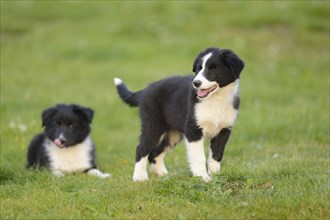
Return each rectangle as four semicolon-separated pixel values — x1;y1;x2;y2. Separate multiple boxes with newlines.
149;130;182;177
133;152;149;182
133;126;166;182
149;134;169;177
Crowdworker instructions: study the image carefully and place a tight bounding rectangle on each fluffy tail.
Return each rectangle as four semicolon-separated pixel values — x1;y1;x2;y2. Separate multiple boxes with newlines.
114;78;141;107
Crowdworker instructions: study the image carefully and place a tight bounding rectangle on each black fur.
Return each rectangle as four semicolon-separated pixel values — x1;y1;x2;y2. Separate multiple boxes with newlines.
26;133;50;169
210;127;232;162
116;82;142;107
26;104;97;171
233;96;240;110
115;47;244;177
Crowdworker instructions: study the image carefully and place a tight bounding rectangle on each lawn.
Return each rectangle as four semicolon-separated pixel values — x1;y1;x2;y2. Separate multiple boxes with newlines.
1;1;329;219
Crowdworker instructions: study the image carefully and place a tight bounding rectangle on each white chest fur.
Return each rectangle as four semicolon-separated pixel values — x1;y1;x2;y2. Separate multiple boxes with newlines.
44;136;93;173
194;80;239;138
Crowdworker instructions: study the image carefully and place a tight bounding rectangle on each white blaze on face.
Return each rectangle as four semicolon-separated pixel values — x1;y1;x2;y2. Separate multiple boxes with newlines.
193;52;219;99
194;53;212;86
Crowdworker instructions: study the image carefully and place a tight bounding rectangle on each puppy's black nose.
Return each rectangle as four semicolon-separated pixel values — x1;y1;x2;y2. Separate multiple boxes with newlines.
193;80;202;88
59;138;66;145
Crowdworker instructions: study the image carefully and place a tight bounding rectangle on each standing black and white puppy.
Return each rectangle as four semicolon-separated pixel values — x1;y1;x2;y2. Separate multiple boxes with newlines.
114;47;244;182
26;104;110;178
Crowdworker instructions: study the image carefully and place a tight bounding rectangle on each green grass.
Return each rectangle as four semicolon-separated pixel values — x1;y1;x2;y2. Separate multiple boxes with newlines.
1;1;329;219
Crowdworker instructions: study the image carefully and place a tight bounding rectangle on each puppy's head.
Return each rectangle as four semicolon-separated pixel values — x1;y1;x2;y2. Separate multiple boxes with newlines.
192;47;244;99
42;104;94;148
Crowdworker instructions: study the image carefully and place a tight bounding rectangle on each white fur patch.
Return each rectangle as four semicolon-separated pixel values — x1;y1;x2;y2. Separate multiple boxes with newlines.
150;152;168;176
195;80;239;138
87;169;111;179
44;136;94;173
158;132;166;146
114;77;123;85
208;149;221;175
133;156;149;181
185;138;211;182
202;53;213;71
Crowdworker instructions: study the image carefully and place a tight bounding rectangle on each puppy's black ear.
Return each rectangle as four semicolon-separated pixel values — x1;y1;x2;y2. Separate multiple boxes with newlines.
73;105;94;124
222;50;244;78
192;57;199;73
42;106;57;127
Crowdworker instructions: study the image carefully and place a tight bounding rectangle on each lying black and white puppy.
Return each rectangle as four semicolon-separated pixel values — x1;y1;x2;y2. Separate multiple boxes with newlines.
26;104;110;178
114;47;244;182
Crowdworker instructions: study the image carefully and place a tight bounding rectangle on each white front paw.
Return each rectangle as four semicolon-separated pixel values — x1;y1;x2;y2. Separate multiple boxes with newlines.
201;174;212;183
193;171;212;183
208;159;221;175
193;173;212;182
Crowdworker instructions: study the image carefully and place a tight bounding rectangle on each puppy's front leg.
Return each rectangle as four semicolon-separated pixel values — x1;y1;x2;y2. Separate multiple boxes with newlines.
185;138;211;182
208;128;231;175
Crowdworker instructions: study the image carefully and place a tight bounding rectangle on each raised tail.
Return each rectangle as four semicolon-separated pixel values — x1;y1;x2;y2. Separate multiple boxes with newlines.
114;78;141;107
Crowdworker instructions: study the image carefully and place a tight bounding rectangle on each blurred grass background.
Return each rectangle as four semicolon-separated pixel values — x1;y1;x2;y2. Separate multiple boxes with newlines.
1;1;329;219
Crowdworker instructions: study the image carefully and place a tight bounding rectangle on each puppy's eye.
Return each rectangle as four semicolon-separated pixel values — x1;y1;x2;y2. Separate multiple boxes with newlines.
56;122;60;127
68;124;74;129
210;68;216;73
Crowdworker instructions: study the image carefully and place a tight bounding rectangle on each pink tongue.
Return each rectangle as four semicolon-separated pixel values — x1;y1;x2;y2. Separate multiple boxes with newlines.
54;139;63;147
197;89;209;97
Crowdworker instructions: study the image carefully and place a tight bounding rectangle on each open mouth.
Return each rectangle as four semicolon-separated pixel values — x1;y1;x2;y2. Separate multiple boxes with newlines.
197;85;218;98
